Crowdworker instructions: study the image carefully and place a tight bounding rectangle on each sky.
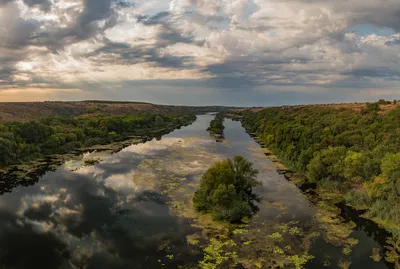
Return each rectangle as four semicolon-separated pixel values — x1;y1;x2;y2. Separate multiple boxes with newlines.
0;0;400;106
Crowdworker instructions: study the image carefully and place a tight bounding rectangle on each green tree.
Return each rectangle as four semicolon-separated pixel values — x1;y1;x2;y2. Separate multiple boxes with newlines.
0;137;17;166
380;153;400;196
236;104;400;233
44;135;61;151
377;99;391;105
193;156;261;223
362;103;380;114
307;146;347;183
343;151;366;181
155;115;164;127
108;131;120;141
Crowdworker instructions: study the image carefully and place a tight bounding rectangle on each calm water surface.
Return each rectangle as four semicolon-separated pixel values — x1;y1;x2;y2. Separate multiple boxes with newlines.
0;115;392;268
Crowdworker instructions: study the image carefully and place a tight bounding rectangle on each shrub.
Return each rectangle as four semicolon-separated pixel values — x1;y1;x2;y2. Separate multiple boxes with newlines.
344;190;372;206
319;179;345;191
370;199;400;223
307;146;347;183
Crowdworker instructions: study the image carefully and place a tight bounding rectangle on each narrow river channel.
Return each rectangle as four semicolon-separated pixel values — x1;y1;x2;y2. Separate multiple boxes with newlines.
0;114;393;269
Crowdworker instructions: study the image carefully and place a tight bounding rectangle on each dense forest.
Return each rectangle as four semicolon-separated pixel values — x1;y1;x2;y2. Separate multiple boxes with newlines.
237;101;400;250
0;113;196;167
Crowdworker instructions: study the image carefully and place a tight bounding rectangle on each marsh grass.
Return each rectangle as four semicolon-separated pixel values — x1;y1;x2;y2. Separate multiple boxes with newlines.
370;199;400;223
344;189;372;209
319;179;347;192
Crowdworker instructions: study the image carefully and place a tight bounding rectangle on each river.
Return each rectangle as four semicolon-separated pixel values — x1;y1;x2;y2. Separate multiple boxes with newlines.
0;114;394;269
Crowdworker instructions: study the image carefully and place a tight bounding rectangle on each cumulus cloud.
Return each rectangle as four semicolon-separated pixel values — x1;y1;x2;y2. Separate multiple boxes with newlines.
0;0;400;104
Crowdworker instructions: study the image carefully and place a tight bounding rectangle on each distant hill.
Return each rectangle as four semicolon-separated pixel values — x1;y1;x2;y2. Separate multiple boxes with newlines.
81;100;152;105
233;101;399;114
0;101;240;123
187;106;241;113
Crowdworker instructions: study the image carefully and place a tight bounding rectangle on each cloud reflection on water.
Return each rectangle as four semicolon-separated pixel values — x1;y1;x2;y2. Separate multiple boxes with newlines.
0;136;213;268
0;117;322;269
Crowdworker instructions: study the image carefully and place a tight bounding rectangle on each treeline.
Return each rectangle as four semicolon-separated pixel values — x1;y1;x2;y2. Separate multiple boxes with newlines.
238;101;400;235
0;113;196;167
207;113;225;140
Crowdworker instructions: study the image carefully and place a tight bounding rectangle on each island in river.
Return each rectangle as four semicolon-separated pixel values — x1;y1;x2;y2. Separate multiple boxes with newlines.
0;101;399;268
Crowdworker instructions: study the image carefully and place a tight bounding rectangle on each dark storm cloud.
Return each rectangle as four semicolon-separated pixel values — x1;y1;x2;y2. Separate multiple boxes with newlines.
350;9;400;32
385;38;400;46
0;0;134;89
343;67;400;78
235;24;273;32
201;55;317;90
0;66;14;84
30;0;118;50
114;0;135;8
23;0;52;12
137;11;170;25
29;1;190;53
87;40;194;68
158;30;199;46
7;19;39;48
0;4;40;49
137;11;205;46
139;9;228;31
85;11;206;69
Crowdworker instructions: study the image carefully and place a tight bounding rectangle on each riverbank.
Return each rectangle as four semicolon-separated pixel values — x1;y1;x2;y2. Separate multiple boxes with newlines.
244;129;400;267
0;121;195;190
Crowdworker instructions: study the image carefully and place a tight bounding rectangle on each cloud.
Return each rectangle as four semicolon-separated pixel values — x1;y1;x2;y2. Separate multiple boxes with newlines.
86;39;195;69
0;0;12;6
1;0;400;104
29;0;117;50
23;0;52;12
0;2;40;88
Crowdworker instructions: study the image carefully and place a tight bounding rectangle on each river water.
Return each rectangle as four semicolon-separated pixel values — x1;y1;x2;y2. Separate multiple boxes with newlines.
0;115;393;269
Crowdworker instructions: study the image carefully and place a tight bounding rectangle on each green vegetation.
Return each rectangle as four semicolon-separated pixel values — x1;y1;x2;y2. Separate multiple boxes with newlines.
199;238;238;268
237;100;400;254
207;113;225;140
193;156;261;223
0;113;196;167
